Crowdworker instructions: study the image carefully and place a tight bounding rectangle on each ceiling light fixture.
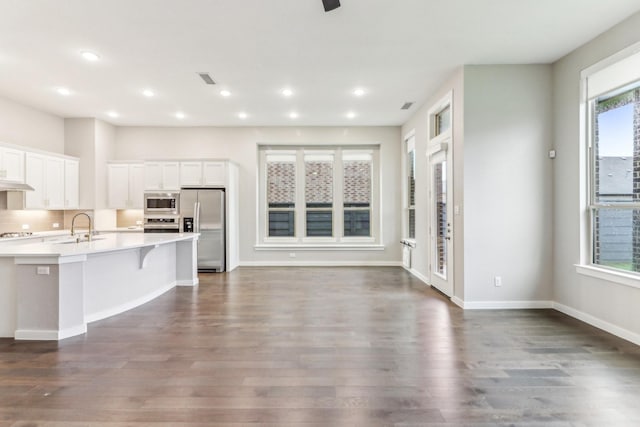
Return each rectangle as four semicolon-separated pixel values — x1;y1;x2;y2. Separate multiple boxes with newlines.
80;50;100;61
175;112;185;120
56;87;71;96
107;111;119;118
142;89;155;97
346;111;356;119
220;90;231;97
281;88;293;97
289;111;299;119
238;112;248;119
353;88;365;97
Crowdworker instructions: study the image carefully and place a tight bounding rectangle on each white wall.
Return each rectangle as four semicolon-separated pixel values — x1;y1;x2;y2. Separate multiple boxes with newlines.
553;11;640;341
464;65;553;304
114;126;402;265
0;96;64;153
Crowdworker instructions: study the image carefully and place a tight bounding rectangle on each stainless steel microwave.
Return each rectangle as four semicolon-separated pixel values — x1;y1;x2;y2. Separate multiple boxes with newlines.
143;192;180;215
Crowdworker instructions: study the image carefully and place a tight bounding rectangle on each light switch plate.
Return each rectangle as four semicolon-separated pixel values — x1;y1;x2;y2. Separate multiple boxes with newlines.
36;266;50;275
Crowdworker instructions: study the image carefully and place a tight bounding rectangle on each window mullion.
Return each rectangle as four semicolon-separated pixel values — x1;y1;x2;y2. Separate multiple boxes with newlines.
296;150;305;241
334;149;344;242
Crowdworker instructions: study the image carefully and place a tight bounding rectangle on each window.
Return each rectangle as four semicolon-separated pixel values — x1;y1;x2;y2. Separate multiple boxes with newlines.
589;82;640;274
405;134;416;239
259;146;379;246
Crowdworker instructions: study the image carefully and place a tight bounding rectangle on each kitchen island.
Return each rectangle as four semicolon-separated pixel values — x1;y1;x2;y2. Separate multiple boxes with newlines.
0;232;199;340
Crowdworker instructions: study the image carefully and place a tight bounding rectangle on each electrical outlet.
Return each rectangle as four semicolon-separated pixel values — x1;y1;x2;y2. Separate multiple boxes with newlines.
289;252;296;258
37;266;50;275
21;224;30;230
52;223;60;228
494;276;502;287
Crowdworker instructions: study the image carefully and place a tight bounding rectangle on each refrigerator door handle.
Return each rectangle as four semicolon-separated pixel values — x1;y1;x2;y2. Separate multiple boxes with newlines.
194;202;201;232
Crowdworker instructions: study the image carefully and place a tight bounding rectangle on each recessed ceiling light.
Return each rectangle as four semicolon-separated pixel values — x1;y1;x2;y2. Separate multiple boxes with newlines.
142;89;154;97
238;112;248;119
56;87;71;96
175;112;186;120
80;50;100;61
346;111;356;119
353;88;365;97
281;88;293;97
107;111;119;118
289;111;299;119
220;90;231;97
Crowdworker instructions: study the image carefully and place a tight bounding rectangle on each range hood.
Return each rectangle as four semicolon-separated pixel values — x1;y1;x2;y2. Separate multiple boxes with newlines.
0;180;34;191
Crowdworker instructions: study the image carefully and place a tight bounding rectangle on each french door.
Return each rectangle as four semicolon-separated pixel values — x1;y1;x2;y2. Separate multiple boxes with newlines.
429;146;453;296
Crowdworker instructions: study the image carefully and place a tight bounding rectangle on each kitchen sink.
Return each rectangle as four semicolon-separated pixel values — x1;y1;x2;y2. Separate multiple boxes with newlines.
55;236;107;244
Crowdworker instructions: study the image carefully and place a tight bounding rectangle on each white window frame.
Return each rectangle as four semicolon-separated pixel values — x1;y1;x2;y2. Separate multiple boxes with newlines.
256;145;381;249
578;41;640;288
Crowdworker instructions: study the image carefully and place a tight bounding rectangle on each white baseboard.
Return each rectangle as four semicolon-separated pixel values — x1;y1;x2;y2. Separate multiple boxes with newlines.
451;296;465;308
85;281;176;324
240;261;403;267
553;302;640;346
407;268;430;286
454;300;554;310
15;324;87;341
177;278;199;287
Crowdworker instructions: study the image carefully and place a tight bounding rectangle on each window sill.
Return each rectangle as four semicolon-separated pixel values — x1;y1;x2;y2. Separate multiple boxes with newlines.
575;264;640;290
255;244;385;251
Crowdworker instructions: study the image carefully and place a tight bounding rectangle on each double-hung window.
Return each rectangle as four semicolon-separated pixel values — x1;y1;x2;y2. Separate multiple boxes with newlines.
584;48;640;275
259;145;379;246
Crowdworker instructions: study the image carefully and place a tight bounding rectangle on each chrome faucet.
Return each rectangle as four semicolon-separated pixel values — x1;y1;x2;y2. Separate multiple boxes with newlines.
70;212;94;241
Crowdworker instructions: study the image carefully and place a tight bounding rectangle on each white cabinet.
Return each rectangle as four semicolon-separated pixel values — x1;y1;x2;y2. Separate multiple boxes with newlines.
0;147;25;182
203;161;226;186
108;163;144;209
179;160;226;187
64;159;79;209
144;161;180;190
180;161;203;186
24;153;65;209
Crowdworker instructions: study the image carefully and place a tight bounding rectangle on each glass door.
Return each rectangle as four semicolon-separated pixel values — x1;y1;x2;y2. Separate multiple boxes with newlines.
429;149;453;296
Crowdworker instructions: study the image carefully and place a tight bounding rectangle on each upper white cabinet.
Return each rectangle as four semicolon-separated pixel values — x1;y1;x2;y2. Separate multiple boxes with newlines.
108;163;144;209
0;146;25;182
180;160;226;187
144;161;180;190
64;159;79;209
24;153;66;209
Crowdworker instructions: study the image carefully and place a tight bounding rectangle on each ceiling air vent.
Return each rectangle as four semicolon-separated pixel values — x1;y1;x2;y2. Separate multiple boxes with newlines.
197;72;216;85
401;102;414;110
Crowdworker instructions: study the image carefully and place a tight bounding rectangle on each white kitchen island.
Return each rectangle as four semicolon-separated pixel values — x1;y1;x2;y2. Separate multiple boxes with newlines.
0;232;199;341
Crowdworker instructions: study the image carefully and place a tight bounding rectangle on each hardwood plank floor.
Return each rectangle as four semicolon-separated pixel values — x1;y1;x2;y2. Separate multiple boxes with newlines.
1;266;640;426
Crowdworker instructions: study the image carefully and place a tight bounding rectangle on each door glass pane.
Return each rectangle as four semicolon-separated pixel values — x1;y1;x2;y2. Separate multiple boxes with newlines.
408;149;416;239
305;154;333;237
434;160;447;276
343;152;371;237
267;154;296;237
435;105;451;136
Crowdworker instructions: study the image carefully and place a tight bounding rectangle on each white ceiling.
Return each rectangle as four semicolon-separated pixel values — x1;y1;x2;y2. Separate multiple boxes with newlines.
1;0;639;127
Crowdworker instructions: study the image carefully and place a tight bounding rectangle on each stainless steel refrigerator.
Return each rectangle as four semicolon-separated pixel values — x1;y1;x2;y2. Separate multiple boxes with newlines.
180;188;225;272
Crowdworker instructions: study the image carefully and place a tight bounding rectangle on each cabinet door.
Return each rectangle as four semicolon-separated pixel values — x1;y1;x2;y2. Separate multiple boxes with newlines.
0;147;25;182
45;156;65;209
161;162;180;190
24;153;45;209
144;162;163;190
128;164;145;209
180;162;203;186
203;161;226;186
108;164;130;209
64;159;79;209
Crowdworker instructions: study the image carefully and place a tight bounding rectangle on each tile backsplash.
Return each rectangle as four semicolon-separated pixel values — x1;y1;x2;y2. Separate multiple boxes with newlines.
0;210;64;233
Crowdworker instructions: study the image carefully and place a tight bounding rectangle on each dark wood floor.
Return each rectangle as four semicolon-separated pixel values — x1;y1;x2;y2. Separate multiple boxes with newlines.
1;267;640;426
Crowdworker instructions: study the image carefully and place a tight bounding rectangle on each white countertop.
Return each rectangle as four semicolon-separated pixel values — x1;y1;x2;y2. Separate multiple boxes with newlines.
0;232;199;258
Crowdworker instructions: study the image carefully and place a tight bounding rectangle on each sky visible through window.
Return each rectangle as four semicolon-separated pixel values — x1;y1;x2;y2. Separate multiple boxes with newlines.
598;103;633;156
